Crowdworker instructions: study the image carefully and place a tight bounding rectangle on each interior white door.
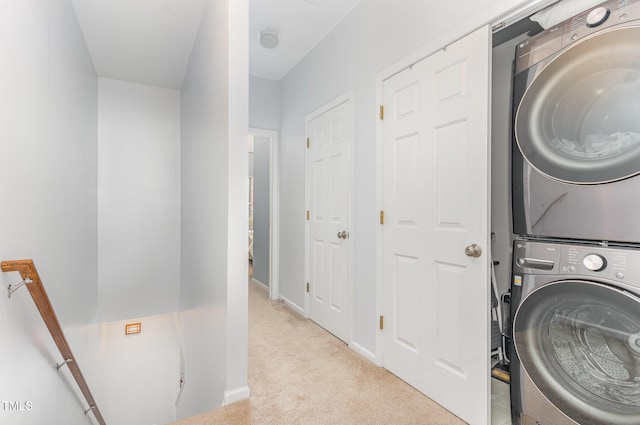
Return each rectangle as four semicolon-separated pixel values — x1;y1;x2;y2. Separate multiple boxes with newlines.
382;26;491;425
306;97;352;343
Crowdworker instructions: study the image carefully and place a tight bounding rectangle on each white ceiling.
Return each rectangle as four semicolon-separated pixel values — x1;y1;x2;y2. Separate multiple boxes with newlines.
249;0;362;81
70;0;362;89
71;0;206;90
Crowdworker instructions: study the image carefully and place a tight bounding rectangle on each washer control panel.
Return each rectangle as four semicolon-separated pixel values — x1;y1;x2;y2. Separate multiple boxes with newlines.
562;245;629;279
513;239;640;286
583;253;607;271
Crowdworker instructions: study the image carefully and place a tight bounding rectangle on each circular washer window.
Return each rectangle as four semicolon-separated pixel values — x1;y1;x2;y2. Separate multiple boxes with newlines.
514;280;640;424
515;25;640;184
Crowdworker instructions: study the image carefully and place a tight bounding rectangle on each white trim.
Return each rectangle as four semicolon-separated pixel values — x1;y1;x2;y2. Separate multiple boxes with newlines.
280;295;306;317
249;127;280;301
378;0;558;82
251;277;268;292
304;90;355;344
493;0;560;32
374;77;385;364
347;93;355;346
304;115;310;319
305;90;354;121
223;386;250;405
349;341;379;366
374;0;560;368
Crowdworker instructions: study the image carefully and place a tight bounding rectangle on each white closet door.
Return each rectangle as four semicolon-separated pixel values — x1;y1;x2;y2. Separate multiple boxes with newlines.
382;25;491;425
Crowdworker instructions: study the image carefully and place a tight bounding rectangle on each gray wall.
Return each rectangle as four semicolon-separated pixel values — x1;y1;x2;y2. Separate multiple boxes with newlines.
278;0;532;358
95;77;182;425
252;136;270;286
97;77;181;322
0;1;99;423
249;75;280;131
179;0;231;414
179;0;248;417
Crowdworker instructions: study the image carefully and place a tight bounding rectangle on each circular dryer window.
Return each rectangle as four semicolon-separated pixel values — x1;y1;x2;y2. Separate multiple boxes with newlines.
514;280;640;425
515;25;640;184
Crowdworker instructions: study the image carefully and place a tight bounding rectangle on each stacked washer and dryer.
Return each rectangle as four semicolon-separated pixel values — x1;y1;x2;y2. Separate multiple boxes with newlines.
510;1;640;424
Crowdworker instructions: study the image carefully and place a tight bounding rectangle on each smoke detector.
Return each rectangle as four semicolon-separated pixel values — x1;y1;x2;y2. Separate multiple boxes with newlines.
260;30;279;49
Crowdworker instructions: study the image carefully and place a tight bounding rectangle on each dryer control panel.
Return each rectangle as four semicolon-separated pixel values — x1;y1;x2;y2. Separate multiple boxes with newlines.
562;0;640;45
514;0;640;74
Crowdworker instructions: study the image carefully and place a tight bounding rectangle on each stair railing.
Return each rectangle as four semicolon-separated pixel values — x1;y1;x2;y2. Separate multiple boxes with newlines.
2;259;106;425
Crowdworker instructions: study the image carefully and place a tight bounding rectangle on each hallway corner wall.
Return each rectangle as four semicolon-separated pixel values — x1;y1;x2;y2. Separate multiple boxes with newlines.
178;0;249;417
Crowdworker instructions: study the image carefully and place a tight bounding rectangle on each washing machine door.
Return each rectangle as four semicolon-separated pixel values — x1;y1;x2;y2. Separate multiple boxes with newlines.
515;25;640;184
513;280;640;424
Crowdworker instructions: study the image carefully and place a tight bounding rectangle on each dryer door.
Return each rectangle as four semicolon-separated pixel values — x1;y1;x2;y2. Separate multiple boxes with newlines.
513;280;640;424
515;25;640;184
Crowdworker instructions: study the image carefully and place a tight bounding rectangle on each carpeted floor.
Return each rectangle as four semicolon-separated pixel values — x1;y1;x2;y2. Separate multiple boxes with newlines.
170;280;467;425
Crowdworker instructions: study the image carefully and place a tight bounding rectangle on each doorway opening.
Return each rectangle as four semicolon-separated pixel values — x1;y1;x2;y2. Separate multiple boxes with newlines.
248;128;280;300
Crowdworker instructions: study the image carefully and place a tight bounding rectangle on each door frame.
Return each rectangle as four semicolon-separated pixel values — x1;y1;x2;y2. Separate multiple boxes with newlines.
374;0;561;367
304;90;355;344
249;127;280;301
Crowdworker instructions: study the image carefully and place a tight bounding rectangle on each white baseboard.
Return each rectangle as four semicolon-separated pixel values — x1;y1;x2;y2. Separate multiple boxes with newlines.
350;341;379;365
280;295;305;317
251;277;268;291
224;386;250;405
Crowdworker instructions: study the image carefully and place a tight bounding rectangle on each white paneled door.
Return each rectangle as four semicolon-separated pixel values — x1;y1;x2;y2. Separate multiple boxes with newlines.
306;96;352;343
382;26;491;425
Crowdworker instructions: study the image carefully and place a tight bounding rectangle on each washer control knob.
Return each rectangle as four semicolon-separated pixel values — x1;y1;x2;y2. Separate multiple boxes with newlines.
586;7;610;27
567;265;576;273
583;254;606;271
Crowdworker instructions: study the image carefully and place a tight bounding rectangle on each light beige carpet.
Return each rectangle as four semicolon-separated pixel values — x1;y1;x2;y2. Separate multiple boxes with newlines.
170;280;466;425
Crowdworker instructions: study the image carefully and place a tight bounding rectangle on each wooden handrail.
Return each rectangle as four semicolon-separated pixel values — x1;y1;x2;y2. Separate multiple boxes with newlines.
1;259;106;425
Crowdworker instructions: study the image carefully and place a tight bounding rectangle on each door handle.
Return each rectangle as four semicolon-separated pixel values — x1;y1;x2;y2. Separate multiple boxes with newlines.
337;230;348;239
465;244;482;258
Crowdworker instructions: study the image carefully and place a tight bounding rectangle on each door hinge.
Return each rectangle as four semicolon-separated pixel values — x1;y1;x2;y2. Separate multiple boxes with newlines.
306;137;310;148
379;211;384;225
379;315;384;330
379;105;384;120
306;210;310;220
306;282;310;293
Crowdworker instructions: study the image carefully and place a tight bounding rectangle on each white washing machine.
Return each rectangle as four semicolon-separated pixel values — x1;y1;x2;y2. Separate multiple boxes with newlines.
510;238;640;424
512;0;640;243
